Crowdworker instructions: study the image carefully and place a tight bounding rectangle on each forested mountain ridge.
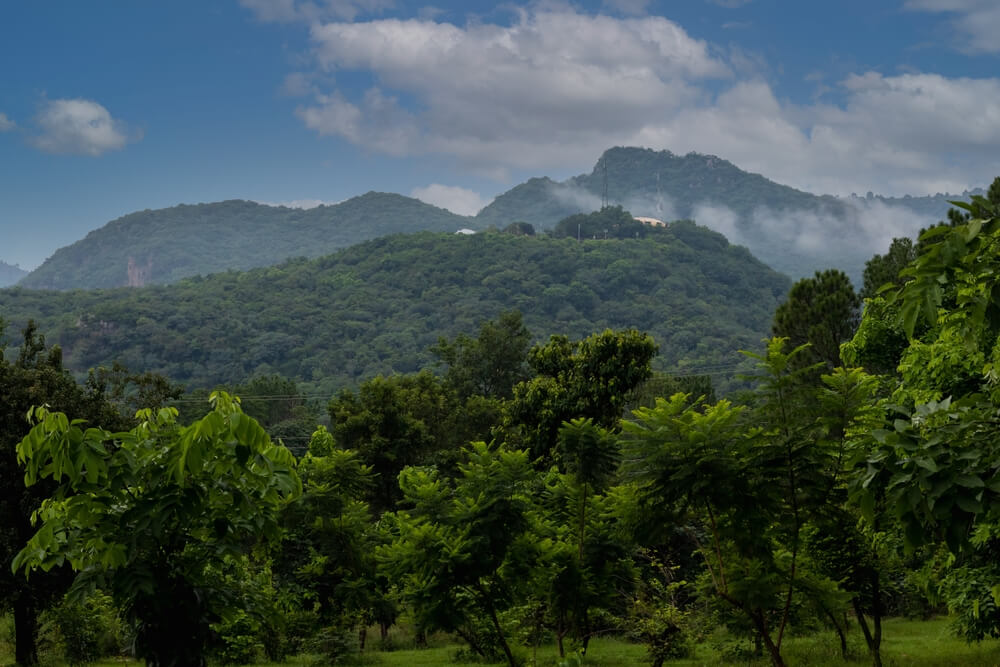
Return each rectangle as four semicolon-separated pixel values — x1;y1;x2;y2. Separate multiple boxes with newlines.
0;261;26;287
18;193;479;290
478;146;980;281
0;225;790;394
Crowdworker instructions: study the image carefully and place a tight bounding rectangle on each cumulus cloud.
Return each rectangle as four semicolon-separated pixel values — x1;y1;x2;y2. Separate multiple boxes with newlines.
30;99;135;156
297;8;730;170
0;113;14;132
283;4;1000;197
411;183;489;216
905;0;1000;53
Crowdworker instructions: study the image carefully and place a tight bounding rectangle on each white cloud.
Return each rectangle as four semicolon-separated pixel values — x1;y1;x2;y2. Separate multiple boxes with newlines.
31;99;135;156
298;8;729;170
0;113;14;132
905;0;1000;53
411;183;488;216
240;0;393;23
284;5;1000;197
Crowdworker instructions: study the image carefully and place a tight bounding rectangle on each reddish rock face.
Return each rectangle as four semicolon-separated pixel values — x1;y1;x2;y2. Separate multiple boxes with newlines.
127;257;152;287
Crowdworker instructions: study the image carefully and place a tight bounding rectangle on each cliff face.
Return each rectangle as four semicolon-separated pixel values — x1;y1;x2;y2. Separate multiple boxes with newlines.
127;257;153;287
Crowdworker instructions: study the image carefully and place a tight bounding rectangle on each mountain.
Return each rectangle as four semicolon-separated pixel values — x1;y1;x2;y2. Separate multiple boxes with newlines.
18;193;478;290
476;146;973;282
0;261;27;288
0;226;790;395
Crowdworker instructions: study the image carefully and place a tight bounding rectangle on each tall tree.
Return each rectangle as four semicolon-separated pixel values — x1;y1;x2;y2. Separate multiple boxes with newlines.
861;237;916;301
503;328;657;465
432;310;531;401
0;322;83;665
13;392;301;666
772;269;860;370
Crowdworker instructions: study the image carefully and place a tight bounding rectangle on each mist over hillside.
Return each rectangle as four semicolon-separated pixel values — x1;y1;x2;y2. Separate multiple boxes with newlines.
478;147;979;282
10;146;980;291
0;261;26;288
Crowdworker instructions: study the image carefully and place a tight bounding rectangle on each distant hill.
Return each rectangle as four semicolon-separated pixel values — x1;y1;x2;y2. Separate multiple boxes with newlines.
19;193;478;290
0;261;27;288
476;146;976;281
0;227;790;395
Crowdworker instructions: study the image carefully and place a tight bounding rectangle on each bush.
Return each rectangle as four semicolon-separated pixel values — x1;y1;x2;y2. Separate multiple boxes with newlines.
43;592;123;665
213;611;263;665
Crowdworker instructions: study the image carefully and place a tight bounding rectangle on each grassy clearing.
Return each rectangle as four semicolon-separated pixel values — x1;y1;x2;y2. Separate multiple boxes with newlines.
5;617;1000;666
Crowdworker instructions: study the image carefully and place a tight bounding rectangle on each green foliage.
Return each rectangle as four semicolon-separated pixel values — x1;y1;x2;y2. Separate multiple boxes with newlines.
328;371;483;514
861;237;916;301
13;393;302;666
432;310;531;400
623;340;881;666
772;269;860;369
19;194;479;290
0;230;790;397
504;329;657;465
42;591;123;665
551;206;651;240
378;442;538;667
502;221;535;236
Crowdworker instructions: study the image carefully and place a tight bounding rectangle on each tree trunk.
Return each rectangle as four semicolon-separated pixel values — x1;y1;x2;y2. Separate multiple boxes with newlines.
823;606;848;660
14;597;38;667
476;582;517;667
750;611;786;667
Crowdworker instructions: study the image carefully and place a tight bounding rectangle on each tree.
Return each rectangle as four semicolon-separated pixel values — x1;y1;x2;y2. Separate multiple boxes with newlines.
0;322;168;665
13;392;301;666
432;310;532;401
861;237;916;301
378;442;538;667
854;185;1000;643
503;328;657;465
772;269;860;369
622;340;878;667
537;419;633;657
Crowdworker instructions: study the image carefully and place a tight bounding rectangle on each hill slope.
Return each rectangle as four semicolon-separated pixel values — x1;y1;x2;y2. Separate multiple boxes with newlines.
476;146;971;281
0;226;790;394
0;261;27;288
19;193;477;290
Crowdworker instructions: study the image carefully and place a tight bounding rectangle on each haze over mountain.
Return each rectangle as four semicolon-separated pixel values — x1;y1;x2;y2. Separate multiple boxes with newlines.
13;146;977;291
0;226;789;394
0;261;27;288
478;147;980;282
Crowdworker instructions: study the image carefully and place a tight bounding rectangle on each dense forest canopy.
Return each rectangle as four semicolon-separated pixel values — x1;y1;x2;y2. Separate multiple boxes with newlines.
0;224;790;396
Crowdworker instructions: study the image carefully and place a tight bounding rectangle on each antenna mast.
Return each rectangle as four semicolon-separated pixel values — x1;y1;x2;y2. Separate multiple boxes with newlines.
656;171;664;218
601;157;608;210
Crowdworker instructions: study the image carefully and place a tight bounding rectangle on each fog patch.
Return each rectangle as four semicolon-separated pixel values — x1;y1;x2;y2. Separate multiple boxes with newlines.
692;202;744;244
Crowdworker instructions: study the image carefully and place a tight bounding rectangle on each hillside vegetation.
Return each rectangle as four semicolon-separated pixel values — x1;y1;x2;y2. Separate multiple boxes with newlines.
18;193;477;290
0;224;789;394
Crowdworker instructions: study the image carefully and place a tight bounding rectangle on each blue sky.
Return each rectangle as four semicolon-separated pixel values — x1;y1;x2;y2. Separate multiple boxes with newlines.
2;0;999;269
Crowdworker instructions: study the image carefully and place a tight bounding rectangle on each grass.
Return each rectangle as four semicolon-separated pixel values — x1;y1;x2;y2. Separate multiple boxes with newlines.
6;617;1000;666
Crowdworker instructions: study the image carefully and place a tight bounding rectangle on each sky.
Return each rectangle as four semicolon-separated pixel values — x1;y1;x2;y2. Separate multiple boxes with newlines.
2;0;1000;270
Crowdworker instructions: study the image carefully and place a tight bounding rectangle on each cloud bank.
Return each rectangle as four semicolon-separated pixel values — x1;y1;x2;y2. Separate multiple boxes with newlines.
252;3;1000;198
